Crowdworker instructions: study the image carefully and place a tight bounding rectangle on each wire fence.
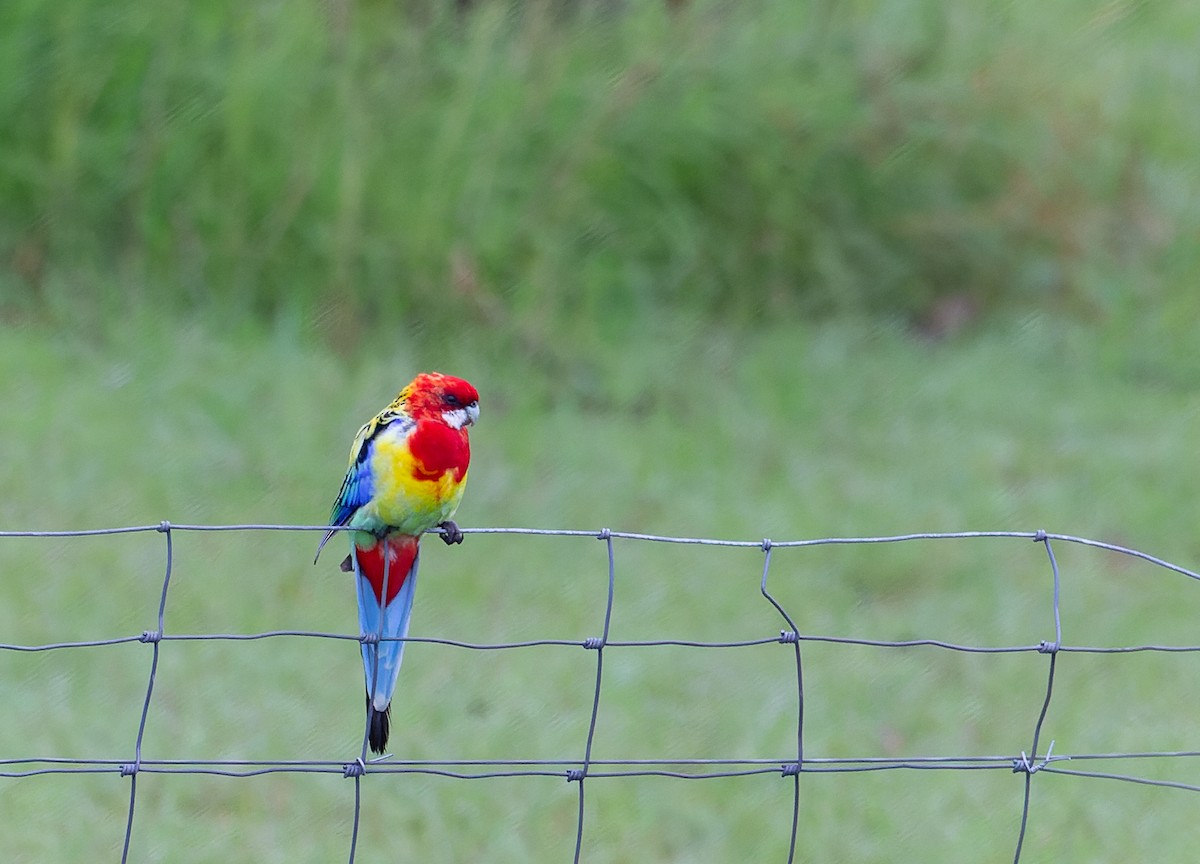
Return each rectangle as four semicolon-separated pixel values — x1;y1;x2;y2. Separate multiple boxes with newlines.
3;523;1200;862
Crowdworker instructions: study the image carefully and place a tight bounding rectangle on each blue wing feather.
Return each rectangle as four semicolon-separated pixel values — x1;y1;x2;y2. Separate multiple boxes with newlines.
314;413;415;563
329;460;374;529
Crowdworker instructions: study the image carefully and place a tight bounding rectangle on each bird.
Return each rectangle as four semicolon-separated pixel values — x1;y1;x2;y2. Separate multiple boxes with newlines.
315;372;479;754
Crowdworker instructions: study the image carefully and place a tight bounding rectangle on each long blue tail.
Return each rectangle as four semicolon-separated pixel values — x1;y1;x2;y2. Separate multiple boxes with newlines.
353;545;420;753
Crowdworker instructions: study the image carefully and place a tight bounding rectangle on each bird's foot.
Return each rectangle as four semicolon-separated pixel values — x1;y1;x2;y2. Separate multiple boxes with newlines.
339;554;354;573
437;520;464;545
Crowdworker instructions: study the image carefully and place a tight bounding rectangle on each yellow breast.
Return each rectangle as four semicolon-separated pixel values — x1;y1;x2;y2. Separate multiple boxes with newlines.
367;428;467;534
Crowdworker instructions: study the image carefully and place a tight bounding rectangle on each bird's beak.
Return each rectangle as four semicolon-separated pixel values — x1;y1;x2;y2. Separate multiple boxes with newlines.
465;401;480;427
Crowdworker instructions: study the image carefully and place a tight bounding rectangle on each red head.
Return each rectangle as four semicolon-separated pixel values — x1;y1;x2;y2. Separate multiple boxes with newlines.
399;372;480;429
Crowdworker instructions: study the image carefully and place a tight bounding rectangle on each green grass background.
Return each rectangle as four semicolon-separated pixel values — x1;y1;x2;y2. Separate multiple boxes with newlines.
3;0;1200;860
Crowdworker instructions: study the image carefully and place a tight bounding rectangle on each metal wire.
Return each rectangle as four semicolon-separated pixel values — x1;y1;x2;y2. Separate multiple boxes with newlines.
3;523;1200;862
568;528;616;864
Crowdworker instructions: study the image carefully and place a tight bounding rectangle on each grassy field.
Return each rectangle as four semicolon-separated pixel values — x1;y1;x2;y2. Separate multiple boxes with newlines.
3;0;1200;858
3;314;1200;861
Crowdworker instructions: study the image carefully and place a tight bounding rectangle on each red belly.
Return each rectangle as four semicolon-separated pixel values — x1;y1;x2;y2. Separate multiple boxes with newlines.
355;535;420;605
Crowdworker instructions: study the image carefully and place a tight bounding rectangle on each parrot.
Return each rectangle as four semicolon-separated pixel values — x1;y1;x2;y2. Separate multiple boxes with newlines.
315;372;479;754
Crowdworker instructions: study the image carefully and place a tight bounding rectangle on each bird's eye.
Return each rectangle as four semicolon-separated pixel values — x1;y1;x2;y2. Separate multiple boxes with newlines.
444;393;461;406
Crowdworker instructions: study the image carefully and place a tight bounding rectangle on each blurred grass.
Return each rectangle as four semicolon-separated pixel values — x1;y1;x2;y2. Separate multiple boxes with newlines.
1;0;1198;344
3;0;1200;858
3;314;1200;860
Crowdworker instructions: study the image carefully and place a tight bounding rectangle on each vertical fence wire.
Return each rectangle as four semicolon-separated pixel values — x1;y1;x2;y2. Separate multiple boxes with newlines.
3;524;1200;863
569;528;617;864
758;539;804;864
119;520;175;864
1011;531;1064;863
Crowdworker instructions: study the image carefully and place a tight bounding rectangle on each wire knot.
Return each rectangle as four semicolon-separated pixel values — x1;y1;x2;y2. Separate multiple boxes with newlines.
778;630;798;644
761;537;773;552
780;762;800;777
157;520;172;533
566;768;586;782
120;762;138;777
597;528;611;540
1033;529;1048;542
582;637;604;650
343;758;367;778
1012;741;1058;774
139;630;162;644
1038;640;1060;654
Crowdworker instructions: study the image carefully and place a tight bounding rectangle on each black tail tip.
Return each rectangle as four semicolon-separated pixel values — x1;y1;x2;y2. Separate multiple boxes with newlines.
367;697;391;754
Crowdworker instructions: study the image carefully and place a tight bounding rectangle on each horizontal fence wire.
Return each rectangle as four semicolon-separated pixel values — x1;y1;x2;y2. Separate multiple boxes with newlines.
3;523;1200;863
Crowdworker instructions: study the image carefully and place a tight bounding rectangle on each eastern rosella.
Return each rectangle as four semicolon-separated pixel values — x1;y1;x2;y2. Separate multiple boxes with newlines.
315;372;479;754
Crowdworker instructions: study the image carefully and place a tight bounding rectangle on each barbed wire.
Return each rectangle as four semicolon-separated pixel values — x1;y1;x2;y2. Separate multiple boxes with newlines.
3;523;1200;862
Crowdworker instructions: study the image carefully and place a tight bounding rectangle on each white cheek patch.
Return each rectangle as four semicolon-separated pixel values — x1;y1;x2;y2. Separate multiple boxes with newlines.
441;401;479;429
441;407;470;429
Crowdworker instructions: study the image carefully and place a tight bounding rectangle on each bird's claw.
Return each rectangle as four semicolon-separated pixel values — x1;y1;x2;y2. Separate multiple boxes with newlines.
437;520;464;545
